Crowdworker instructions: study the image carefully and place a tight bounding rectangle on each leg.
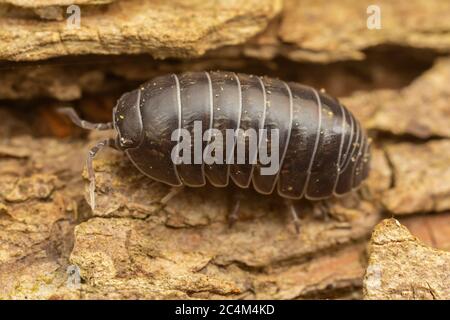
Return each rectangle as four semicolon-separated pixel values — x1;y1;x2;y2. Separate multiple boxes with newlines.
359;184;372;201
160;186;185;205
313;200;331;221
228;192;243;227
86;138;117;211
285;200;301;234
58;107;113;130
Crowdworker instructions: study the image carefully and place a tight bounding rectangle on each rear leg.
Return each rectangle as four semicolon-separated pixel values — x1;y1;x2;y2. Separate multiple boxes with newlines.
160;186;185;206
312;200;332;221
228;192;243;227
359;184;373;201
285;200;301;234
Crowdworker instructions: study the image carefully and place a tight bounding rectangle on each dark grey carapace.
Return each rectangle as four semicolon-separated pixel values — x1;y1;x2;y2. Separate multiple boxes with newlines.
60;71;371;230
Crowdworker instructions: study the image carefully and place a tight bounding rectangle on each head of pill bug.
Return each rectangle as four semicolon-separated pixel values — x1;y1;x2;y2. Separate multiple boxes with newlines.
113;89;143;149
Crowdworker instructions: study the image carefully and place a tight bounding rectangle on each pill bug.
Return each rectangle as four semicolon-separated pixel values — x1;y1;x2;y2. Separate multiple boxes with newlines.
60;71;371;232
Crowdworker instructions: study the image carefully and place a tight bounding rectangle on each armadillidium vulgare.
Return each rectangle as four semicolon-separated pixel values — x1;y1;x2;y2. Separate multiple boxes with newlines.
60;71;371;232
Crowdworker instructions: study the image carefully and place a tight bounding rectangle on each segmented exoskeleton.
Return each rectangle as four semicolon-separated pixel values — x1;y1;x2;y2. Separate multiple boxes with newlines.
60;71;371;232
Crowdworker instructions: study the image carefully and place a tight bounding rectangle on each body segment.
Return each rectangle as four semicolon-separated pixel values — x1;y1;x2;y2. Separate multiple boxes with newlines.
113;71;370;200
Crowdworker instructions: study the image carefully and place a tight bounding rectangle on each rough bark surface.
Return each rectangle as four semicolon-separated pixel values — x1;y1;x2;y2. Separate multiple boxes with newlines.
0;0;282;61
381;141;450;215
0;0;449;300
272;0;450;62
0;0;115;6
0;97;389;299
1;0;450;62
67;139;384;299
401;213;450;251
364;219;450;299
342;58;450;139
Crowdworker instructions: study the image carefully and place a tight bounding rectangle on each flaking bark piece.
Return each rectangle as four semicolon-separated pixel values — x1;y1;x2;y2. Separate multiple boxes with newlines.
277;0;450;63
382;140;450;215
364;219;450;300
343;58;450;139
0;0;281;61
